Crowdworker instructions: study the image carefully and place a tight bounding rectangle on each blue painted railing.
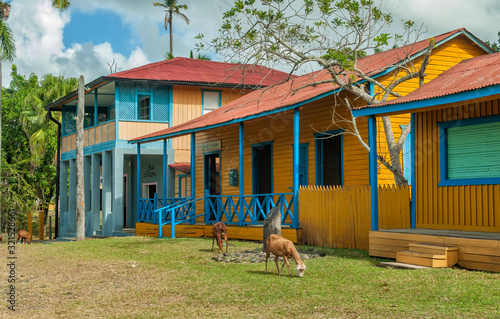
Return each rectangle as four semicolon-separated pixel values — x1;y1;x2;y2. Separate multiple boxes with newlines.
204;192;297;227
157;197;206;238
137;192;298;238
137;194;192;223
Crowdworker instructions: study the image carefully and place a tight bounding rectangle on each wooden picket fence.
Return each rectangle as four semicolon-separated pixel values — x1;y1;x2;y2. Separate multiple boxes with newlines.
299;184;410;250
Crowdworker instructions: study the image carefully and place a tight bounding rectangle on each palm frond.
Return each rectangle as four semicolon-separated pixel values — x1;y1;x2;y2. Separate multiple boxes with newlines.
0;18;15;61
52;0;70;11
175;11;189;24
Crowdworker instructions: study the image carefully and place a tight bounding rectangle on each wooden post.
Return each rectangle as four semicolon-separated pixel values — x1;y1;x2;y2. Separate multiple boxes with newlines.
27;212;33;238
75;75;85;241
38;210;44;240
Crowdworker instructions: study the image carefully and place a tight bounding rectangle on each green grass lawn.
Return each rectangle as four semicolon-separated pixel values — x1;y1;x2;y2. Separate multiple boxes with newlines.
3;237;499;318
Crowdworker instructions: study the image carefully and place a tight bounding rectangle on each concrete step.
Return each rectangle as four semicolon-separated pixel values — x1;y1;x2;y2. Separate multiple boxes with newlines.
379;261;431;270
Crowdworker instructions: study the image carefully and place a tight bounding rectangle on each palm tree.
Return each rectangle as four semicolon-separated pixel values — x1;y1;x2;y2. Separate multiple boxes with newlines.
0;0;15;191
154;0;189;56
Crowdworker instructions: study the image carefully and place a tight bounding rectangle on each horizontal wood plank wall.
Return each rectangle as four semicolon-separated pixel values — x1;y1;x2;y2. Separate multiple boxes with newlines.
118;122;169;141
299;185;409;250
416;99;500;232
375;34;488;186
172;86;247;162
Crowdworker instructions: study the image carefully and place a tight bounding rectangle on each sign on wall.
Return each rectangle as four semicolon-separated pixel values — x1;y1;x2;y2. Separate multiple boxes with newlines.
202;140;222;152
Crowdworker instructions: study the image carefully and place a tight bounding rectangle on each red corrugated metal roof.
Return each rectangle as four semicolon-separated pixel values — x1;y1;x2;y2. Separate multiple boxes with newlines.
169;163;191;174
109;57;293;87
358;51;500;109
130;28;484;143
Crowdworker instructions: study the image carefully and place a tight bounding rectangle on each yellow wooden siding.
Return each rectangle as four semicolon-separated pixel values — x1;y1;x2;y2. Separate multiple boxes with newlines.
172;86;247;156
299;184;410;250
118;122;169;141
375;34;488;185
416;99;500;232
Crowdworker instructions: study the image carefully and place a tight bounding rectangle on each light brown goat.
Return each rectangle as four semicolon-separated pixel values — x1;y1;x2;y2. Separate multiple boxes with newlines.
16;230;32;244
211;222;228;254
265;234;306;277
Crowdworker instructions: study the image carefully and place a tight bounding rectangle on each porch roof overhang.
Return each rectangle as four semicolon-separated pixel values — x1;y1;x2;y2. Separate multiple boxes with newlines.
129;28;494;145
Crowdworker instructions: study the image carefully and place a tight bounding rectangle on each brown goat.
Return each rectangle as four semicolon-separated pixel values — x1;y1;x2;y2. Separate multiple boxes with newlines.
16;230;32;244
211;222;228;254
265;234;306;277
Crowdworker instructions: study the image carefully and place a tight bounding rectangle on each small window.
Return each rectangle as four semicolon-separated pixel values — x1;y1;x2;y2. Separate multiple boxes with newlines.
202;91;221;115
138;95;150;120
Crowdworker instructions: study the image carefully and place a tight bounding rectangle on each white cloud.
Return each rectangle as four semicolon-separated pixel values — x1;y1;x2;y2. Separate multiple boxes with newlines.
3;0;499;88
3;0;151;86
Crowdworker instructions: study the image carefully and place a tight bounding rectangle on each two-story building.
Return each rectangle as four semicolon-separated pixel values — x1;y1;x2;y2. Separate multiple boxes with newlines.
46;57;291;238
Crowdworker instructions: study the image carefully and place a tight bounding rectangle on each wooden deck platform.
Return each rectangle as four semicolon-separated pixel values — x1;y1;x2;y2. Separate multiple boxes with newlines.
370;229;500;272
136;222;302;244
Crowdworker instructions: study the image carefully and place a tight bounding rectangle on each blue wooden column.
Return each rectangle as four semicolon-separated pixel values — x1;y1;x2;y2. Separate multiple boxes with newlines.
368;115;378;231
410;113;416;228
239;122;244;226
190;133;196;224
292;108;300;228
163;139;167;200
137;143;141;224
84;155;91;236
59;160;69;231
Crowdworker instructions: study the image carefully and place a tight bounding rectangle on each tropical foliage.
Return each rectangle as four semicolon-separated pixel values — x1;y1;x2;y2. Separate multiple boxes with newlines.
1;66;77;231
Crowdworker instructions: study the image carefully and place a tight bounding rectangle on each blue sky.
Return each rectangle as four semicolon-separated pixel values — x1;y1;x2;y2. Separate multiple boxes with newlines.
4;0;500;87
62;9;137;57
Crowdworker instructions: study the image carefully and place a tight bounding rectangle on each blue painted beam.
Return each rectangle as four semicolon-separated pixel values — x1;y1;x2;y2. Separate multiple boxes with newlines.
368;115;378;231
293;108;299;228
410;113;416;228
239;122;244;197
163;139;167;199
137;144;141;225
190;133;196;225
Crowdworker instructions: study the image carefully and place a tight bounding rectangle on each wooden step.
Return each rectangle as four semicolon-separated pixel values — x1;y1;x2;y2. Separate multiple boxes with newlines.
396;250;448;268
408;243;459;267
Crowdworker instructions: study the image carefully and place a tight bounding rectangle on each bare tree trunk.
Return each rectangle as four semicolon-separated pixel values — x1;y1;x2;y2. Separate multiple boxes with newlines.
169;11;173;56
76;76;85;241
381;116;407;186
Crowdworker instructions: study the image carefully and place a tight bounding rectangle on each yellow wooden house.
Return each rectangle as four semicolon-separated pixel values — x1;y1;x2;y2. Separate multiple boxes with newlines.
355;52;500;272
